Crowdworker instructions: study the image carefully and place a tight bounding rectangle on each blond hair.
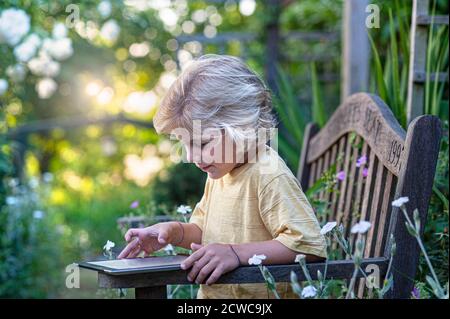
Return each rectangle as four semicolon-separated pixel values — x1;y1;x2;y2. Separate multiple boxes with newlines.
153;54;276;143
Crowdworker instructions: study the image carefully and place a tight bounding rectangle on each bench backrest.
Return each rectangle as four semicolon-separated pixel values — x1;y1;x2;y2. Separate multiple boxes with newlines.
297;93;442;298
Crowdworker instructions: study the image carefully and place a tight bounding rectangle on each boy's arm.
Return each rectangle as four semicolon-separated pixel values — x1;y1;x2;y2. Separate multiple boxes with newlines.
180;240;324;285
169;222;202;250
231;240;324;264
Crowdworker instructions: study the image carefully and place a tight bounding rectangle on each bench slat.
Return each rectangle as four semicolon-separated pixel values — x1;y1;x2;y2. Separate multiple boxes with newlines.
97;258;389;289
307;94;406;176
373;171;396;257
329;136;346;222
342;135;361;239
349;140;369;251
336;134;352;230
365;158;385;257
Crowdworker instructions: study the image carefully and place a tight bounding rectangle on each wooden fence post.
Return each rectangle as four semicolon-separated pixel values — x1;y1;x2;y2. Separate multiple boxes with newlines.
265;0;281;94
341;0;370;102
406;0;429;125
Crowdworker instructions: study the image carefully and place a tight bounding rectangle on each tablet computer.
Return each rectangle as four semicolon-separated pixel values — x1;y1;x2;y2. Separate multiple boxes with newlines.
77;255;189;275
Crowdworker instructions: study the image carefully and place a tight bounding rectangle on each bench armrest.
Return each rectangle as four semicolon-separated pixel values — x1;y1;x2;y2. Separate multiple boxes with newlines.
98;257;388;289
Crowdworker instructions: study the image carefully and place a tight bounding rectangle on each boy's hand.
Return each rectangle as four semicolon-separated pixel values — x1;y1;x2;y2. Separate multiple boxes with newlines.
118;222;180;259
181;243;240;285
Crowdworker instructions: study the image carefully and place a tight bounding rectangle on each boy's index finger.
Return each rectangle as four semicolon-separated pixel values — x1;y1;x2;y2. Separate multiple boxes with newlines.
118;238;139;259
181;246;206;270
124;229;139;242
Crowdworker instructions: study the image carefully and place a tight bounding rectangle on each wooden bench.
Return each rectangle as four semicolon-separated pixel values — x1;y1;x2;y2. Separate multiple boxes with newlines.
97;93;442;299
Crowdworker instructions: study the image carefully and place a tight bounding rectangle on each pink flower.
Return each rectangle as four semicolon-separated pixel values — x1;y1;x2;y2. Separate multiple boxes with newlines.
362;168;369;177
130;200;139;209
336;171;346;181
356;155;367;167
411;286;420;299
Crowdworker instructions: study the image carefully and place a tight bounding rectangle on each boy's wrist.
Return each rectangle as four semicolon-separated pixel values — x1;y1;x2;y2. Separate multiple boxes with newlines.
170;221;184;245
229;244;242;266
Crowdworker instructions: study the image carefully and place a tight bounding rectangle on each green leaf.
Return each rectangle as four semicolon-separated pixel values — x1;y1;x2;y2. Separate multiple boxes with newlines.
413;209;421;233
368;31;388;103
405;221;418;237
379;275;393;298
311;62;327;127
426;275;444;298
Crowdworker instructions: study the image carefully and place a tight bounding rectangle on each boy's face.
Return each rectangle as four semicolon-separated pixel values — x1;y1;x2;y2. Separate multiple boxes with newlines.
181;129;244;179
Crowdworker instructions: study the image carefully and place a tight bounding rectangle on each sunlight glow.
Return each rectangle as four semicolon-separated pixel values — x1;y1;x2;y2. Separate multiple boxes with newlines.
85;81;102;96
239;0;256;16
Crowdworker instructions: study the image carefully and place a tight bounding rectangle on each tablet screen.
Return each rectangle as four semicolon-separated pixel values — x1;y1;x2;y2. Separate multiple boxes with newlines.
78;255;189;275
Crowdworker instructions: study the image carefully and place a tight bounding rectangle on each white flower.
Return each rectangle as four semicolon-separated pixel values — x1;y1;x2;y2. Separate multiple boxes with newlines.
52;22;68;39
6;64;27;82
29;177;39;189
28;51;60;77
320;221;337;235
13;34;41;62
248;254;266;265
163;244;174;254
6;196;18;205
36;77;58;99
0;8;30;46
103;240;115;251
0;78;8;96
177;205;192;215
350;221;372;234
43;172;54;183
33;210;44;219
98;1;112;18
8;178;19;188
295;254;306;263
392;197;409;208
301;285;317;298
42;37;73;61
100;19;120;43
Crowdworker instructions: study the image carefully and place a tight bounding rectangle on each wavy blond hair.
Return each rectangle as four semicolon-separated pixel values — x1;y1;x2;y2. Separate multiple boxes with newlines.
153;54;276;143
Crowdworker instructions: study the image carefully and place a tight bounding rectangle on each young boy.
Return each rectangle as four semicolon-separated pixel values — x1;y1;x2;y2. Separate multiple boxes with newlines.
118;55;327;298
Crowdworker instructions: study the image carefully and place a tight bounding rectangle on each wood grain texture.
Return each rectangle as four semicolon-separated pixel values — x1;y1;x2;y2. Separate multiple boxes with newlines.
295;95;440;299
297;123;320;190
406;0;429;124
97;258;388;289
384;115;442;298
307;93;406;176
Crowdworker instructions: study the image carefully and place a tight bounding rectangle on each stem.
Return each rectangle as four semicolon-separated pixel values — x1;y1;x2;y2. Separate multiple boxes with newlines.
401;207;445;297
345;265;359;299
169;285;181;299
299;263;315;287
385;255;394;284
259;265;281;299
190;285;194;299
333;232;369;281
416;234;445;296
320;259;329;294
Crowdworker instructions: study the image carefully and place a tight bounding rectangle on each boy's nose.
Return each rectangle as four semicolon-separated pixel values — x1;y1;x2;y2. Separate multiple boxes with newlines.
185;147;201;163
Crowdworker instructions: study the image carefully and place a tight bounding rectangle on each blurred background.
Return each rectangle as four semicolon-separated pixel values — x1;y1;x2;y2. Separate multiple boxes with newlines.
0;0;448;298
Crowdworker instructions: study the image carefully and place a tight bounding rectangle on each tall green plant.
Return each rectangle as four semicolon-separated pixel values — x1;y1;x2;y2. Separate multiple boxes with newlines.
368;3;411;127
369;0;449;127
272;63;328;170
425;1;449;118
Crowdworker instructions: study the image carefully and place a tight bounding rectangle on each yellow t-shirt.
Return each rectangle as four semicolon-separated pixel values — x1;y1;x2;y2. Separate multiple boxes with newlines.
189;145;327;299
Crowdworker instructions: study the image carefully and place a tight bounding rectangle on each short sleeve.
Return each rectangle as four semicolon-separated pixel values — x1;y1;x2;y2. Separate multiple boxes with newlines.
188;178;210;231
259;174;327;258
